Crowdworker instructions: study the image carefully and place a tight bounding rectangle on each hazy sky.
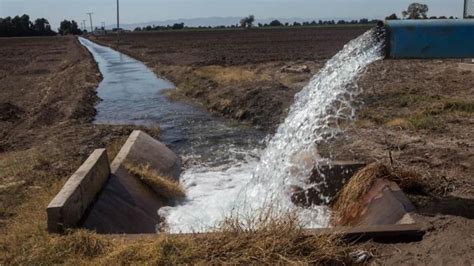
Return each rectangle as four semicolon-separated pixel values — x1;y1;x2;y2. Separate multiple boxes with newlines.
0;0;464;29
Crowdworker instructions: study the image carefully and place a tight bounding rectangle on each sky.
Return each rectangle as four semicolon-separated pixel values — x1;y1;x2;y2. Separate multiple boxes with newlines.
0;0;465;30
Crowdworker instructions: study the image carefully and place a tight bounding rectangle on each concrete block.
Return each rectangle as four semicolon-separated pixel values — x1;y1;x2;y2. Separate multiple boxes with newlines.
459;63;474;72
356;179;416;226
82;130;181;234
290;161;366;207
47;149;110;233
111;130;181;180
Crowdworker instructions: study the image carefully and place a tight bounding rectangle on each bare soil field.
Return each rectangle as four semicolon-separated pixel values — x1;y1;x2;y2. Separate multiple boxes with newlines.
95;28;474;264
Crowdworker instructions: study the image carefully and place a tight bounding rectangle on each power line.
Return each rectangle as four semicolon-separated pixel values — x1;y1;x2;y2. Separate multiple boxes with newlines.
117;0;120;44
86;12;94;33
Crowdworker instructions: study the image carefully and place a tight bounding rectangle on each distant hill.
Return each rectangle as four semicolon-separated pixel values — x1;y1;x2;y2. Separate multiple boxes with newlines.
111;16;356;30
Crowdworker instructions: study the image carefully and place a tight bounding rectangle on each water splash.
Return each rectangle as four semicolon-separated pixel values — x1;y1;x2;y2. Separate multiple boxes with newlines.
161;29;384;233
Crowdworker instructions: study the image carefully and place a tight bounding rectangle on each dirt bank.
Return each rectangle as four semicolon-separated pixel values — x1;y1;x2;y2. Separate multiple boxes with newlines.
95;29;473;264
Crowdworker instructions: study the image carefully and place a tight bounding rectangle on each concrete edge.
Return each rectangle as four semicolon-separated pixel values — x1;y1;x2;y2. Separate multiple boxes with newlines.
305;223;424;241
459;62;474;71
47;148;110;233
110;129;181;180
106;223;424;243
110;130;140;173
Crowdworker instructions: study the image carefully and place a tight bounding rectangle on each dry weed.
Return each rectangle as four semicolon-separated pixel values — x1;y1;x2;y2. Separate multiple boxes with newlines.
195;65;270;84
331;163;392;226
124;162;186;201
105;137;128;163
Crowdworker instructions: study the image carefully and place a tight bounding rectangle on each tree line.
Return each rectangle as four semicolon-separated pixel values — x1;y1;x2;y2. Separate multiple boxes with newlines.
0;15;55;37
134;18;380;32
0;14;85;37
386;3;460;20
135;2;463;32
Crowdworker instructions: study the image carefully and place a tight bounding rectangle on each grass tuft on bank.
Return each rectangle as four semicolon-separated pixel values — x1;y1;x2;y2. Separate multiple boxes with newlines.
124;162;186;201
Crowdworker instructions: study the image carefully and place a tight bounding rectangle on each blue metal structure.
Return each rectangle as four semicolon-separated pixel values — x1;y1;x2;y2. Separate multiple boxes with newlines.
383;19;474;59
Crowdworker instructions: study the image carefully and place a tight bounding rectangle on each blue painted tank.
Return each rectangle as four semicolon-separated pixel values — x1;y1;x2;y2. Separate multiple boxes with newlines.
382;19;474;59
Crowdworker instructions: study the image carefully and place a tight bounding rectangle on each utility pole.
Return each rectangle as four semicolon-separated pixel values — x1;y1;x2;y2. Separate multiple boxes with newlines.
101;21;106;30
87;12;94;33
82;20;87;31
117;0;120;44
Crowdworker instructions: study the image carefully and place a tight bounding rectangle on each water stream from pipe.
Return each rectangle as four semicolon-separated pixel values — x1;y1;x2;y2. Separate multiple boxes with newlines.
160;29;384;233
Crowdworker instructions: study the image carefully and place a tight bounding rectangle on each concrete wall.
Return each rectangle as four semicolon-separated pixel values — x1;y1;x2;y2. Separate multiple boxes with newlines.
110;130;181;180
47;130;181;234
81;130;181;234
353;179;416;226
290;161;366;207
47;149;110;233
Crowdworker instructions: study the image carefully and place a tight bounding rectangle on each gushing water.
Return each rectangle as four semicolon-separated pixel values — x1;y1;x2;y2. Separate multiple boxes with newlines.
160;29;384;233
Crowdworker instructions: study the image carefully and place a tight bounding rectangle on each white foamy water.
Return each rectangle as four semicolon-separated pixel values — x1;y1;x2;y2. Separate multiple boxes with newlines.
160;30;384;233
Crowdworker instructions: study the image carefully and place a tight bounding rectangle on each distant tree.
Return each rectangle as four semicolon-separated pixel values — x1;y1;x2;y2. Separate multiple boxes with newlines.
240;15;255;28
38;18;55;35
172;23;185;30
13;15;33;36
0;17;13;36
385;13;399;20
284;22;289;26
269;20;283;27
58;20;82;35
293;22;301;26
402;3;429;19
34;18;47;34
257;23;263;27
0;14;57;37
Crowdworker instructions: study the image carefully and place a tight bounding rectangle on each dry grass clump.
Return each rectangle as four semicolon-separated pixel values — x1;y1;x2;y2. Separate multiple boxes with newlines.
124;162;186;201
195;65;271;85
143;213;348;264
0;177;109;264
331;163;392;226
52;230;110;258
24;230;110;263
390;163;455;197
331;161;450;226
385;118;413;129
408;114;441;131
105;137;128;163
